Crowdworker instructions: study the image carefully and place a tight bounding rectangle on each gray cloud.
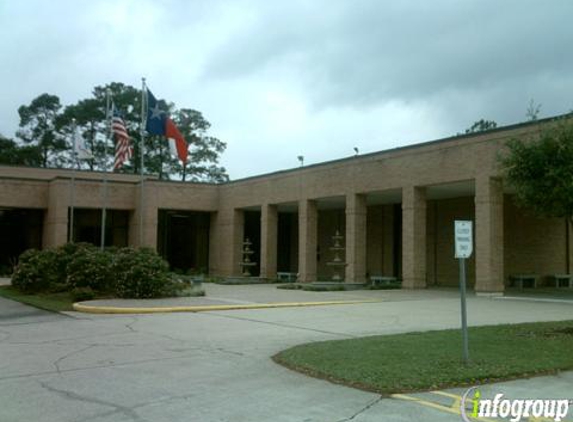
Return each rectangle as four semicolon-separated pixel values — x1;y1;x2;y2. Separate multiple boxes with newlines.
205;1;573;114
1;0;572;178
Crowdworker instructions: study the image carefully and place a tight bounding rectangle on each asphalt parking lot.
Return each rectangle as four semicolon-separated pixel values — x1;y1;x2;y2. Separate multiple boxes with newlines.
1;285;572;422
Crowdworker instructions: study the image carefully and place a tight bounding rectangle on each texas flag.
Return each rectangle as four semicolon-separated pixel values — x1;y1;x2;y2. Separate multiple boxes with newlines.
145;89;188;163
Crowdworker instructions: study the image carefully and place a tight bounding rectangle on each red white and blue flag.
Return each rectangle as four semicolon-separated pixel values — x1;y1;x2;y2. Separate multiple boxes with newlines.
145;89;188;163
112;105;133;170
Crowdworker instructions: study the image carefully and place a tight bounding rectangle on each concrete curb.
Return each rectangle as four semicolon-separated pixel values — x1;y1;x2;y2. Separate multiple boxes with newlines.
72;300;380;314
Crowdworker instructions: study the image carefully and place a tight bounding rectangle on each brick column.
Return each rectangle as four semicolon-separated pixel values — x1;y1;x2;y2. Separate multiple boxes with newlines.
475;177;504;294
43;179;69;248
128;182;158;248
298;199;317;282
345;193;367;283
211;209;244;278
402;186;426;288
260;204;278;280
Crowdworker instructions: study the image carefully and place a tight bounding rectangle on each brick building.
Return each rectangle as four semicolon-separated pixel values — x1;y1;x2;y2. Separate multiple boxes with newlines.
0;116;570;294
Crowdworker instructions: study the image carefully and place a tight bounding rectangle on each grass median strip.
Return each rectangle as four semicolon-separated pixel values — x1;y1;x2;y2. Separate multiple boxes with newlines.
273;320;573;394
0;286;74;312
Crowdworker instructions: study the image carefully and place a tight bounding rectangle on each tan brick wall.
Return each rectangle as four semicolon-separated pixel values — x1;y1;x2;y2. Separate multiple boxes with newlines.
298;200;318;282
0;179;48;208
426;198;476;287
504;197;569;286
402;186;426;288
1;118;569;288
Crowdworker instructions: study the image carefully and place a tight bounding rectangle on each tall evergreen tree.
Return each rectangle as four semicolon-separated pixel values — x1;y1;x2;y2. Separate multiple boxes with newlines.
0;135;42;166
17;94;66;168
12;83;229;181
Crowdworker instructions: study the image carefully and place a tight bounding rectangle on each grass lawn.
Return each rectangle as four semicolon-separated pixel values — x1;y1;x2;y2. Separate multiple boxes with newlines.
0;286;75;312
273;320;573;394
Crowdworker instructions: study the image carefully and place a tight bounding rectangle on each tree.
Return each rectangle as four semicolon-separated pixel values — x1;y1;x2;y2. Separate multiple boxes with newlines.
17;93;66;168
526;99;542;121
58;98;106;171
172;109;229;182
465;119;498;134
12;83;229;182
500;120;573;222
0;135;42;166
59;82;142;172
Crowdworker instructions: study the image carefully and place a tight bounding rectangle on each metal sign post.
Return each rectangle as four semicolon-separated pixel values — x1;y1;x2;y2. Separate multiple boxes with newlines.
455;220;473;364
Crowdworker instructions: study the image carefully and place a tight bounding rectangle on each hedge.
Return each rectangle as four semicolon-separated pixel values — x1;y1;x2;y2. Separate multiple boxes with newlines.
11;244;173;299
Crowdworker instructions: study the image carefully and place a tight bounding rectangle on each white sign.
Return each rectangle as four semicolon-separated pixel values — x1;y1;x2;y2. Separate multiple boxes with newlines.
455;220;473;258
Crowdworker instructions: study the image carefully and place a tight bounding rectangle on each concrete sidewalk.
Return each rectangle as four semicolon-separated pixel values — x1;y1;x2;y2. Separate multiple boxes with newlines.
73;284;462;314
74;284;573;314
2;286;573;422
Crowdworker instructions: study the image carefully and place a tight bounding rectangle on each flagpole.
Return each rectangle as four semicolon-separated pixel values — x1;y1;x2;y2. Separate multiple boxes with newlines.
101;89;111;250
69;118;78;243
139;78;146;246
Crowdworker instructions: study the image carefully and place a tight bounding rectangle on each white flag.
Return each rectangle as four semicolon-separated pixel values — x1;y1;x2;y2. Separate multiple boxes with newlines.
74;126;92;160
168;138;178;158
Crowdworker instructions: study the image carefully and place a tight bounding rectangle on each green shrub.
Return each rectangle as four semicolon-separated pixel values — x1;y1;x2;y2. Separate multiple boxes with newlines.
55;242;95;278
12;244;175;299
11;249;60;292
12;243;102;294
71;287;96;302
277;284;302;290
112;248;171;298
302;284;345;292
163;276;206;297
66;248;112;293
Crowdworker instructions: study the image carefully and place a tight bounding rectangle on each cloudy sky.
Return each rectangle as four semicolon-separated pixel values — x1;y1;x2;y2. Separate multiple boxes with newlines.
1;0;572;179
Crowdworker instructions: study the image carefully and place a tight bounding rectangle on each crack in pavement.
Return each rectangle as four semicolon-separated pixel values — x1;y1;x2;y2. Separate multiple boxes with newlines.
124;317;138;333
40;381;200;422
2;327;143;345
38;381;149;422
215;347;245;357
53;345;96;374
144;331;187;344
68;391;199;422
0;318;65;327
335;396;384;422
207;312;359;339
0;346;240;382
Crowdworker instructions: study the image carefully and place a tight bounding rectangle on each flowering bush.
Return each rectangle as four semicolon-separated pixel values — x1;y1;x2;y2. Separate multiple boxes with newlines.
111;247;171;298
66;247;113;293
11;248;61;292
55;242;94;277
12;244;173;299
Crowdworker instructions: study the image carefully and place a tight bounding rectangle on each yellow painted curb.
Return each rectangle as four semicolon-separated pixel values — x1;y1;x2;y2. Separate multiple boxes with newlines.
391;393;497;422
72;300;380;314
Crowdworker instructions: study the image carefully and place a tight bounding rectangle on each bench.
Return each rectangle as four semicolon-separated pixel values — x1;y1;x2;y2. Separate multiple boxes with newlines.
509;274;538;289
553;274;573;288
370;276;398;286
277;272;297;282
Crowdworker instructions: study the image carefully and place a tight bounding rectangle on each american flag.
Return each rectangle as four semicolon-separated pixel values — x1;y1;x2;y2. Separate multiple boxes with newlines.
111;106;133;170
